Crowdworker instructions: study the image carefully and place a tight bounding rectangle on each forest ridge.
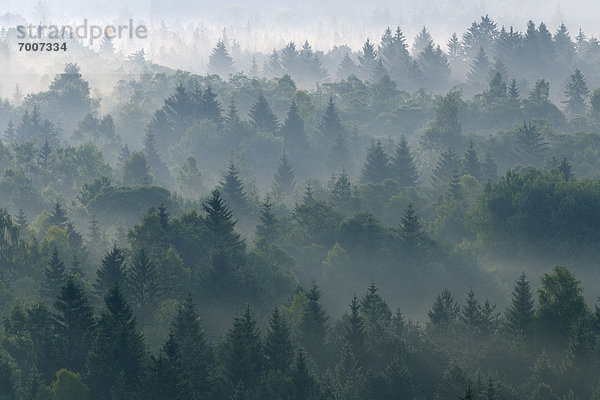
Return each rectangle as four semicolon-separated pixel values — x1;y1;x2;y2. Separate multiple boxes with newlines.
1;13;600;400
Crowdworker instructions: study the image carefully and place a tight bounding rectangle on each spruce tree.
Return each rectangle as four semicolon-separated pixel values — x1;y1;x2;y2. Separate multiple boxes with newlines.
431;148;460;194
328;131;351;174
505;272;535;337
361;140;390;184
390;136;418;187
86;285;145;400
330;170;353;211
467;47;491;87
412;26;434;57
337;53;358;80
3;120;16;142
482;152;498;182
117;144;131;173
398;204;424;254
16;208;29;239
249;92;279;134
264;307;294;373
508;79;520;101
169;294;212;399
428;288;459;330
201;86;224;125
358;39;378;80
219;161;249;215
460;289;482;331
43;248;67;302
291;349;320;400
203;189;245;260
264;49;284;78
127;249;160;325
54;275;95;374
256;196;279;243
447;169;464;202
144;335;188;400
272;153;296;198
38;139;52;170
447;32;463;62
47;202;68;228
298;283;329;365
144;131;169;185
280;42;300;76
514;122;546;164
220;305;263;393
318;97;345;144
343;294;365;359
208;39;235;76
418;43;451;91
462;141;482;180
281;100;309;162
564;68;589;116
360;283;392;365
176;156;204;198
123;152;153;186
94;245;126;299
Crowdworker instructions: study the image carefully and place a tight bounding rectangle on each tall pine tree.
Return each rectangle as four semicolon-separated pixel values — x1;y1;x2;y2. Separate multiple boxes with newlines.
390;136;418;187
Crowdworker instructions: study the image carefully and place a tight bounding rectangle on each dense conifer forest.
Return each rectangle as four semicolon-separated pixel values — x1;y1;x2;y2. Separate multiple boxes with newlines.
2;12;600;400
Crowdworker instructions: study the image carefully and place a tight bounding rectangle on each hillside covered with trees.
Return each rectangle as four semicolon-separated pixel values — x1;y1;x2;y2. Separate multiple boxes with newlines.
1;13;600;400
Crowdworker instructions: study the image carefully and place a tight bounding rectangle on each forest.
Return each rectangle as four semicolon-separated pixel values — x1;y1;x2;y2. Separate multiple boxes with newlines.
1;13;600;400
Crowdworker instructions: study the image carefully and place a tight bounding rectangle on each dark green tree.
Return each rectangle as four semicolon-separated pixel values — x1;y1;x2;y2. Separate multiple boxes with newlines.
505;272;535;337
418;43;451;91
264;307;294;373
343;294;365;359
298;283;329;365
361;140;390;184
127;249;160;325
219;161;249;215
290;349;320;400
54;275;95;374
86;285;145;400
282;100;309;163
460;289;482;331
168;294;213;399
256;196;279;243
249;92;279;134
143;131;169;186
360;283;392;366
220;305;263;394
564;69;589;117
513;122;546;164
398;204;425;255
467;47;491;88
537;265;587;343
428;288;459;331
328;131;351;174
462;141;482;180
93;246;126;299
123;151;153;186
201;86;224;125
319;97;345;144
482;152;498;181
431;148;460;194
43;248;67;302
272;152;296;198
3;120;16;142
47;202;68;228
390;136;418;187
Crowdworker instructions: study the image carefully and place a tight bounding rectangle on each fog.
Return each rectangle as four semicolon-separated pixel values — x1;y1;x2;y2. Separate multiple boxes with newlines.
2;1;600;399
